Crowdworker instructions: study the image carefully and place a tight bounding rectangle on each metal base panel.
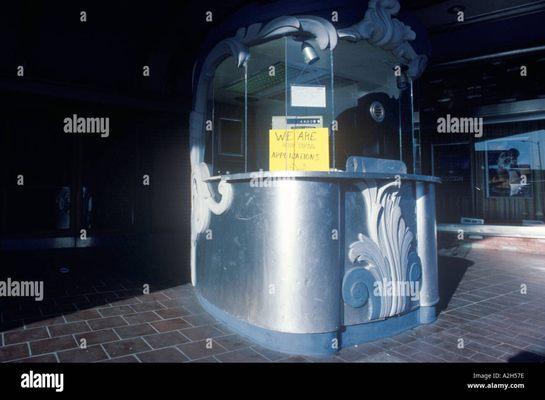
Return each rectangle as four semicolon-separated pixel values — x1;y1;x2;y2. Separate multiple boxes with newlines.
197;292;437;356
197;292;339;356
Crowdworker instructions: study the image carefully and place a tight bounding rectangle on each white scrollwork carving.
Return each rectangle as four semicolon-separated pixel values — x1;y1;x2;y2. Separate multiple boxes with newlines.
338;0;427;78
190;162;234;285
338;0;413;48
349;179;415;318
194;162;233;220
229;15;339;68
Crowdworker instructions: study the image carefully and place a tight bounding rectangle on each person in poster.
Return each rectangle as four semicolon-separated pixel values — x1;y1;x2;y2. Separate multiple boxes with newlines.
488;145;532;197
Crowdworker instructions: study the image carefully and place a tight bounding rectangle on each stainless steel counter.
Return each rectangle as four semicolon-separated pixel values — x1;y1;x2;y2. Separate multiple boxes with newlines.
193;169;440;354
204;170;442;183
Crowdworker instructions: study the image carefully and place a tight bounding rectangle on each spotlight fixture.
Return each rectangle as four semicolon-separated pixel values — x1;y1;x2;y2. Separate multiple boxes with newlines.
301;42;319;65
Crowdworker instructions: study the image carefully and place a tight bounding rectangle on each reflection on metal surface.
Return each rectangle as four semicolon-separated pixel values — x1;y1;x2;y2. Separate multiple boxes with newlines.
194;172;439;354
417;182;439;309
197;178;341;334
348;179;420;318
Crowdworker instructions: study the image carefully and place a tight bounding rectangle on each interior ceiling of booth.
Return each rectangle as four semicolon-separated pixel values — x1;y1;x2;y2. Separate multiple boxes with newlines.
214;39;398;105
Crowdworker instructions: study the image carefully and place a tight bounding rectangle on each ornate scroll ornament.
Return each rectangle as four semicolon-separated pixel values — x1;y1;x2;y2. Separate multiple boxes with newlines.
347;179;420;318
190;162;233;285
228;16;338;68
191;162;233;236
338;0;427;78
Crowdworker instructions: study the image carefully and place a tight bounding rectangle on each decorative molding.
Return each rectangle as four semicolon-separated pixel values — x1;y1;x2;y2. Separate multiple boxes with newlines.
338;0;411;46
342;265;382;321
347;179;419;318
191;162;234;237
190;162;234;285
338;0;427;78
231;16;339;67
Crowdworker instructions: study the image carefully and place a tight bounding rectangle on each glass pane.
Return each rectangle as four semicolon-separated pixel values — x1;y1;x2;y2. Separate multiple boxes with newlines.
470;130;545;225
475;134;544;199
283;37;333;171
80;126;135;232
246;38;287;171
432;143;473;223
4;109;73;233
332;40;406;170
212;56;246;174
5;187;70;233
399;81;415;172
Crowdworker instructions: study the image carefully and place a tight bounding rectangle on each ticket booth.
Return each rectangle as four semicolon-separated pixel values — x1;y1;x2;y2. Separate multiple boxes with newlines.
189;0;440;355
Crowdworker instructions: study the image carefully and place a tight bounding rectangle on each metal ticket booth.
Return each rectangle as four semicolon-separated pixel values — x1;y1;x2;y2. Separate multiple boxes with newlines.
189;0;440;355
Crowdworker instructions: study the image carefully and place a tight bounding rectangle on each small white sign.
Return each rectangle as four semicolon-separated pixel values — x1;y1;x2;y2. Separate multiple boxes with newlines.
291;85;326;108
460;217;484;225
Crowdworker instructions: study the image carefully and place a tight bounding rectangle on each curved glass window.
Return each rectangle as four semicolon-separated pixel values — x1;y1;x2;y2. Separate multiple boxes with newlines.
246;38;287;171
207;55;247;175
246;37;334;172
332;39;413;170
206;36;415;175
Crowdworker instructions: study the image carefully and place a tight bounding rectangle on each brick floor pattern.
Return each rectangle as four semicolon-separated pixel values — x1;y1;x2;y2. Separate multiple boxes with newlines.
1;249;545;363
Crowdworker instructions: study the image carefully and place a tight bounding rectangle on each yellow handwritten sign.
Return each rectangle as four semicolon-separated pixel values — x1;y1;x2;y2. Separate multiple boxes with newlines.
269;128;329;171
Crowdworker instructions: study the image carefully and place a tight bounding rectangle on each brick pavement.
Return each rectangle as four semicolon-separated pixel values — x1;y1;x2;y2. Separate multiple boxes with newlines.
1;248;544;362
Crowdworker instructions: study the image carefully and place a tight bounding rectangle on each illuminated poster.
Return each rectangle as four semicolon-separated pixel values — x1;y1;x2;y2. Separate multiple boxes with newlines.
486;141;533;198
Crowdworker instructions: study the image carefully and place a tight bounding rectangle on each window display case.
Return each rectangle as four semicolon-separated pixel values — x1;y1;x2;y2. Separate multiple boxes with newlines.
190;0;440;355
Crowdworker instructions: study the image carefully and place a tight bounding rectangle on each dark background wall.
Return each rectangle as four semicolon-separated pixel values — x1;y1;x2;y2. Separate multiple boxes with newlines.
0;1;257;285
418;52;545;224
0;93;192;284
2;0;545;285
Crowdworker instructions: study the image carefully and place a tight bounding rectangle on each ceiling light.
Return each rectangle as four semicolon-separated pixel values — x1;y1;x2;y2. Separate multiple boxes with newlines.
301;42;320;65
